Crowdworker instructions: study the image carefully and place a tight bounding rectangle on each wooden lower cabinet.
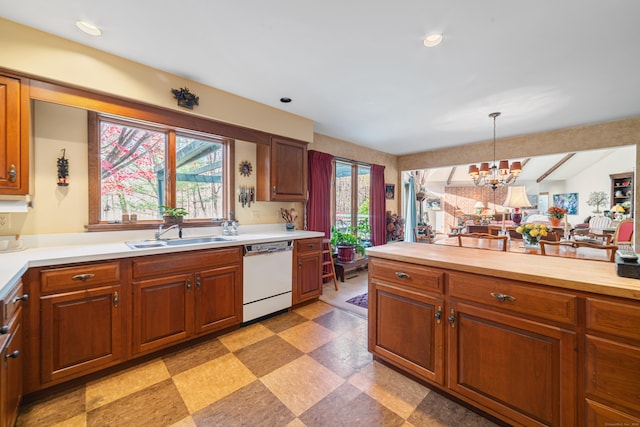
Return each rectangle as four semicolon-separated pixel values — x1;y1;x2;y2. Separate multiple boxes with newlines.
132;274;192;355
40;285;124;384
584;297;640;422
132;247;242;356
1;306;23;427
293;238;323;304
448;301;576;426
369;281;444;384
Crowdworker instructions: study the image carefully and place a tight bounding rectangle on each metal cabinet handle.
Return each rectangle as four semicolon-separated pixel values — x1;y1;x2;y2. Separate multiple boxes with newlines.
72;273;95;281
196;277;201;289
435;306;442;324
186;279;191;291
5;350;19;359
273;186;277;194
448;309;456;327
12;294;28;304
8;164;17;183
490;292;516;302
0;326;8;335
395;272;410;279
113;292;119;308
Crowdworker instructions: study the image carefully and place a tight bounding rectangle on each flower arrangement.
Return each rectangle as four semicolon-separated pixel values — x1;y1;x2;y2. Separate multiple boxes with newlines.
280;208;298;223
516;223;548;246
547;206;567;220
171;87;199;109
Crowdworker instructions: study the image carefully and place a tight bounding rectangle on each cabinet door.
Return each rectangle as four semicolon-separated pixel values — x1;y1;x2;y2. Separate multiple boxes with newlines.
40;285;123;384
194;264;242;335
257;137;307;201
294;251;322;304
132;274;193;355
369;281;444;385
448;301;576;427
0;75;29;195
1;307;22;427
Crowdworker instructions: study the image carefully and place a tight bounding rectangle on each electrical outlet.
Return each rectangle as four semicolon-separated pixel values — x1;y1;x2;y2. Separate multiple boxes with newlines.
0;214;10;230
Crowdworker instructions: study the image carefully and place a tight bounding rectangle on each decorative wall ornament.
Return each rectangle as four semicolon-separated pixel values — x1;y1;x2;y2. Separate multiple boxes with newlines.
239;160;253;177
57;149;69;186
171;86;199;109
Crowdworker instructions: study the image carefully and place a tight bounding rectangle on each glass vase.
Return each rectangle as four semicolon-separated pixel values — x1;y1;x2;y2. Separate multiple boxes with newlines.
523;234;541;247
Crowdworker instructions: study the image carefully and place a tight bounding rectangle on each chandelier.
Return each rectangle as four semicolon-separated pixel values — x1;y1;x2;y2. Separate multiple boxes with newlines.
468;112;522;190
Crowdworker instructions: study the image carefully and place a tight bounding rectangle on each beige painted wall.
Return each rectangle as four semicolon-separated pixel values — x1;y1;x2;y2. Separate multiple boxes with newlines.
0;18;313;142
311;133;400;215
0;102;304;236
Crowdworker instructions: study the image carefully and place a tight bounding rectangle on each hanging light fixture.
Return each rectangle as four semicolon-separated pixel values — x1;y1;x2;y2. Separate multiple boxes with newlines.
468;112;522;190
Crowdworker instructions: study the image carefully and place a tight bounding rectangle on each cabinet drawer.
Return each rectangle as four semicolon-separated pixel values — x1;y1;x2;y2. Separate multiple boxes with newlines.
296;238;322;254
3;280;25;322
41;262;122;293
586;297;640;341
369;258;444;294
448;272;577;325
133;247;242;279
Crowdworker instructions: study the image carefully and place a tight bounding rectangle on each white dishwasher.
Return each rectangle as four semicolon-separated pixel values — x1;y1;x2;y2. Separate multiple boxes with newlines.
243;240;293;322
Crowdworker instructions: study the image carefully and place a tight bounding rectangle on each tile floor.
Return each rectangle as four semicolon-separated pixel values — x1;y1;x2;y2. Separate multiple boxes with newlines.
17;298;499;427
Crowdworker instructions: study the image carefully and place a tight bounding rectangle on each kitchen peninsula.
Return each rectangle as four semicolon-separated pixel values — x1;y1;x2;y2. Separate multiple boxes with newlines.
366;242;640;426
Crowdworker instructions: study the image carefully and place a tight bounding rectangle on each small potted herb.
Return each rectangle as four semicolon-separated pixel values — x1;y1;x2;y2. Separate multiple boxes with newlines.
160;205;188;223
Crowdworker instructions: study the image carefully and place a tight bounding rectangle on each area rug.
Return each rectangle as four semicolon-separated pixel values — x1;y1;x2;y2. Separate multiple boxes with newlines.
346;293;368;309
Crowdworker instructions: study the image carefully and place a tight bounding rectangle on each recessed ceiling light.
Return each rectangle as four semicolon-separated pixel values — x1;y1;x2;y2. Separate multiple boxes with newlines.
75;20;102;36
423;34;443;48
280;97;292;103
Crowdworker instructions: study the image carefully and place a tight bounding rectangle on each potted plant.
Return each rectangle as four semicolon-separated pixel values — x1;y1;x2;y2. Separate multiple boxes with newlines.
547;206;567;227
159;205;188;223
330;226;365;262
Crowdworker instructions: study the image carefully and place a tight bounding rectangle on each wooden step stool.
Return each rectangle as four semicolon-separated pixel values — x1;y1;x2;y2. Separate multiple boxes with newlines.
322;239;339;290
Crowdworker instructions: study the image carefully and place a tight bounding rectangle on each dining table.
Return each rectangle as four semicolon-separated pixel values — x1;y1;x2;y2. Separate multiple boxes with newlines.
435;235;615;262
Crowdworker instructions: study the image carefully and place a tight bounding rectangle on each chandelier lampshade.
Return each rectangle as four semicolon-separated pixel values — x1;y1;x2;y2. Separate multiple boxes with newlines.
468;112;522;190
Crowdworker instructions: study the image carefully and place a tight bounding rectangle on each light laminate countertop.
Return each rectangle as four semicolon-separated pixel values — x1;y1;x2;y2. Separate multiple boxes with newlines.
366;241;640;300
0;226;324;298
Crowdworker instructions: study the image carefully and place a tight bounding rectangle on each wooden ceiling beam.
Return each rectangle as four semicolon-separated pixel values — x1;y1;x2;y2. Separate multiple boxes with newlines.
446;166;457;185
536;153;575;183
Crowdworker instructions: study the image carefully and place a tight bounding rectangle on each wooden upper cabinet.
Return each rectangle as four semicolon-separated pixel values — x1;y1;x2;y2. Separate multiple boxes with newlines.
256;136;307;201
0;74;29;195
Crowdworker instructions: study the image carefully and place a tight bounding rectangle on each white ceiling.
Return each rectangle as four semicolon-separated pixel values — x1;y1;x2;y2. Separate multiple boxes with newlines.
1;1;640;156
421;145;637;187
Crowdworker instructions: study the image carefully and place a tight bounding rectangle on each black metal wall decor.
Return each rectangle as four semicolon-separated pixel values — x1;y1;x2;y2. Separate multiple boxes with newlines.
57;149;69;186
171;86;199;109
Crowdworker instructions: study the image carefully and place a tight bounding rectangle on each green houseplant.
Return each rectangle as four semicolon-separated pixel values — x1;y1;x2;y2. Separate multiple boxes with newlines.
159;205;188;223
330;226;365;262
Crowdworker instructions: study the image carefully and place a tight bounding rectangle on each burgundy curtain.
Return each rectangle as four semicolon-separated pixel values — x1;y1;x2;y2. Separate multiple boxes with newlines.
307;150;334;238
370;164;386;246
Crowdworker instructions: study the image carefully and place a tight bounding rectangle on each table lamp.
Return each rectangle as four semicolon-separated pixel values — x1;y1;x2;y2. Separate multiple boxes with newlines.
503;186;533;225
474;200;485;215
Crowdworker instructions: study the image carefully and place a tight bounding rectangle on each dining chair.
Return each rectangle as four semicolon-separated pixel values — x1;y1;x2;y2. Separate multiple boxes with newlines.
457;233;508;252
539;240;618;262
612;219;634;248
414;225;433;243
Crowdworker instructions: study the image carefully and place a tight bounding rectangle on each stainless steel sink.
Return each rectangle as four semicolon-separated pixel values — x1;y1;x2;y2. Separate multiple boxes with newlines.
126;236;230;249
165;236;230;245
125;240;168;249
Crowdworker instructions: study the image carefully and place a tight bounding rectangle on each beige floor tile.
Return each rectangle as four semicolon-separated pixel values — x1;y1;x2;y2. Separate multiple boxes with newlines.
173;353;257;413
278;321;336;353
260;355;344;416
349;361;429;419
85;359;171;411
218;323;274;352
286;418;306;427
293;300;336;319
169;415;197;427
52;413;86;427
